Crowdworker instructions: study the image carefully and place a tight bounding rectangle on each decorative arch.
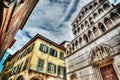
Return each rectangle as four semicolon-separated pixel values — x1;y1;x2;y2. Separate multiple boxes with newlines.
98;23;106;32
89;5;93;10
85;8;89;13
16;75;24;80
98;8;104;15
110;12;119;22
85;21;89;28
79;15;81;20
70;73;77;80
82;11;85;17
103;3;110;10
89;44;114;65
89;17;94;25
72;43;75;50
75;40;78;47
76;19;78;23
93;27;99;37
30;76;43;80
77;27;80;33
79;37;82;46
94;2;98;7
93;13;98;19
73;24;76;29
73;30;77;35
81;24;84;30
83;34;89;43
104;18;113;28
88;30;94;41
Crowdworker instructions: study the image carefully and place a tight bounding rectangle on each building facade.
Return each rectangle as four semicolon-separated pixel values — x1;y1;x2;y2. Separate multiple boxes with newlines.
66;0;120;80
1;34;66;80
0;0;38;59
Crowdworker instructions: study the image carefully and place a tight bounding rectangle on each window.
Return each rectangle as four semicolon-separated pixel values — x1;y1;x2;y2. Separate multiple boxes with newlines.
37;59;44;72
59;52;64;60
18;62;23;73
21;50;27;58
47;63;56;74
99;24;106;32
49;48;57;57
58;66;66;78
23;59;29;70
27;44;34;53
39;43;49;53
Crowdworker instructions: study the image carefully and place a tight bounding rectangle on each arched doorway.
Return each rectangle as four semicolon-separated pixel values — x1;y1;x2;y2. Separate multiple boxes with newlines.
30;76;43;80
90;44;119;80
16;75;24;80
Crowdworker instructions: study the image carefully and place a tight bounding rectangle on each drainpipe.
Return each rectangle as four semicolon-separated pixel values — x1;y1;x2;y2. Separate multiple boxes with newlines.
0;0;17;8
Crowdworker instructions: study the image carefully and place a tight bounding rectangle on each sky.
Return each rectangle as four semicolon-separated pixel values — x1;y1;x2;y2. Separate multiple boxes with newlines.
8;0;92;54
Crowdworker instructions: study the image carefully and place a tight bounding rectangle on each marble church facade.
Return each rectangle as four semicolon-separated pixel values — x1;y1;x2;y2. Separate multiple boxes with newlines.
66;0;120;80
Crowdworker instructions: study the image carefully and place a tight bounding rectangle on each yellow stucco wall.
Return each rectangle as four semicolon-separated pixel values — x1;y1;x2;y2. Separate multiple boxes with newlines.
30;38;65;77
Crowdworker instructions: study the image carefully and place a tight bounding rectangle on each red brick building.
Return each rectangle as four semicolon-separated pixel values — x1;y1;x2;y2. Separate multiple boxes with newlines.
0;0;38;59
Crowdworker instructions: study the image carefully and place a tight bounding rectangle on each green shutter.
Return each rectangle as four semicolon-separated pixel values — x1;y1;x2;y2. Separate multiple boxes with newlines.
23;59;29;70
49;48;52;55
46;46;49;53
54;50;57;57
57;65;60;76
60;52;64;60
37;59;44;72
47;63;51;72
27;44;34;53
63;67;66;79
39;44;43;51
54;64;56;73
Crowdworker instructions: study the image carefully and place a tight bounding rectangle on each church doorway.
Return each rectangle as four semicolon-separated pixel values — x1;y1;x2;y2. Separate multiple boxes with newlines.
100;64;118;80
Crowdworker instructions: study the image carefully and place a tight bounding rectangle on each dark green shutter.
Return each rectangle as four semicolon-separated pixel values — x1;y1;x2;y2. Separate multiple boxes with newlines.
23;59;29;70
46;46;49;53
27;44;34;53
63;67;66;79
57;65;60;76
37;59;44;72
54;64;56;73
49;48;52;55
60;52;64;60
47;63;51;72
54;50;57;57
39;44;43;51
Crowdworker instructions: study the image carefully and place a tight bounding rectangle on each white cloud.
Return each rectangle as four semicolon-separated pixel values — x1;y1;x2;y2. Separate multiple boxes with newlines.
10;0;93;54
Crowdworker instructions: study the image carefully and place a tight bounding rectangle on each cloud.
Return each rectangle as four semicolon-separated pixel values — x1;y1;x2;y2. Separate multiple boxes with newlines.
10;0;92;54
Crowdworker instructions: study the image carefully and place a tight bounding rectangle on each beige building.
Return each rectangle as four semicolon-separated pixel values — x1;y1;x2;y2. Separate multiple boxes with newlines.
1;34;66;80
66;0;120;80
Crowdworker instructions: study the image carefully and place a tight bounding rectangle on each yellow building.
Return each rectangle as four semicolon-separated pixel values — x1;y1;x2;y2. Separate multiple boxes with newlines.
1;34;66;80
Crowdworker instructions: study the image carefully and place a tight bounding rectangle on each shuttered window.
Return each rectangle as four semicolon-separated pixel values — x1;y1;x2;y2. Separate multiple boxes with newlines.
39;43;49;53
58;66;64;78
23;59;29;70
49;48;57;57
47;63;56;74
37;59;44;72
59;52;64;60
27;44;34;53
